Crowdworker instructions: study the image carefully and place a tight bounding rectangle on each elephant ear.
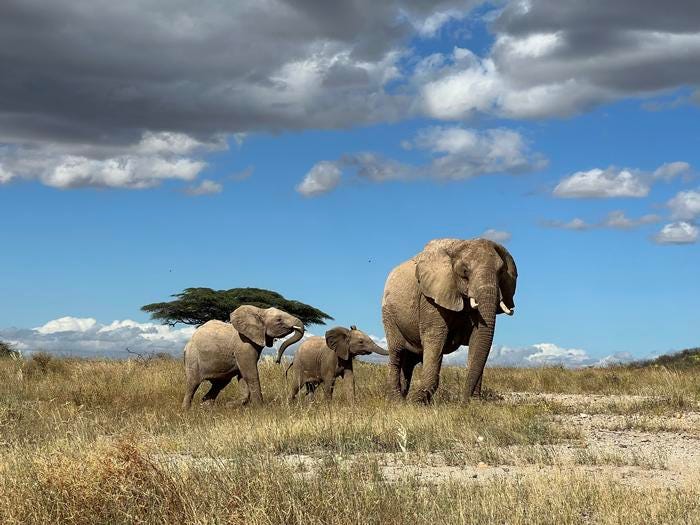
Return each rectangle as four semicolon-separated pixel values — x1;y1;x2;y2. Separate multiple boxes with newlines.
491;241;518;309
325;327;350;361
230;305;266;347
415;239;464;311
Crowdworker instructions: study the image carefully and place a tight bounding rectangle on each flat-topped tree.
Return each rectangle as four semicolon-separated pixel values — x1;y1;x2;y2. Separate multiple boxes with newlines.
141;287;333;327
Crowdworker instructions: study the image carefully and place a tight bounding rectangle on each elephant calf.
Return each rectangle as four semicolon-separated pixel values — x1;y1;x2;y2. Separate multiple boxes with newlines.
286;326;388;402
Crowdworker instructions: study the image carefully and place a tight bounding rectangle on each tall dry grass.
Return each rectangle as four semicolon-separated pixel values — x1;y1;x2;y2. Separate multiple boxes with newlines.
1;354;699;524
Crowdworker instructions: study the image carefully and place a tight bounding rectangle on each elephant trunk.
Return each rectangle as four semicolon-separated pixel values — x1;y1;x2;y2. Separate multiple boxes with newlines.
274;325;304;364
465;285;498;399
372;344;389;356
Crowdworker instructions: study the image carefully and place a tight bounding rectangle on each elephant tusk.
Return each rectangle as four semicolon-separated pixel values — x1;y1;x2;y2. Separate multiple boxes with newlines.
469;297;479;309
292;326;303;331
500;301;513;315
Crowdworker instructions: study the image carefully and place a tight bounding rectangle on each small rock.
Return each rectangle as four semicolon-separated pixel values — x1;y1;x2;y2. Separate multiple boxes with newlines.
477;436;484;443
477;462;488;469
579;413;590;418
471;473;478;478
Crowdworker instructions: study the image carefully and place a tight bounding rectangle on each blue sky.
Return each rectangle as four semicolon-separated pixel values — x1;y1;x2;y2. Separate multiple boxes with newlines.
1;0;698;365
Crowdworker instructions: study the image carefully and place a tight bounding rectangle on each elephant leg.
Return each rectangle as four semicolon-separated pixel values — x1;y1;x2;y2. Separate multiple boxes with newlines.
182;379;200;410
287;371;302;402
400;352;419;398
202;377;232;404
237;346;263;405
322;378;336;401
385;333;405;400
239;377;251;405
343;368;355;403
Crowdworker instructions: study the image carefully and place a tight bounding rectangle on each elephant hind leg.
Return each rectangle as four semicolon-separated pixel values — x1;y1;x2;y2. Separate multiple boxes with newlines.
182;379;200;410
400;352;420;398
202;377;232;404
385;330;407;400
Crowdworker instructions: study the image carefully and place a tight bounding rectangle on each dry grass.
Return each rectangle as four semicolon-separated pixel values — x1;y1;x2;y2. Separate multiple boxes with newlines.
1;356;699;524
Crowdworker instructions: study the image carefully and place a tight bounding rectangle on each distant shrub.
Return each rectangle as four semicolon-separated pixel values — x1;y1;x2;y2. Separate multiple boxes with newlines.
0;340;20;359
23;352;69;378
628;347;700;370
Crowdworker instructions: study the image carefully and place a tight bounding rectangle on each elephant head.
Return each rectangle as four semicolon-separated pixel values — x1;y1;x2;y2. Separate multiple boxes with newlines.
231;305;305;356
415;238;517;397
325;325;389;361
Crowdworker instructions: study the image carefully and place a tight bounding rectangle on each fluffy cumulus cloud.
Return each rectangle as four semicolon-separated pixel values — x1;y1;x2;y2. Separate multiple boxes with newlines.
480;229;512;243
552;162;690;199
297;126;546;196
667;189;700;220
0;316;196;358
0;132;219;190
418;1;700;120
653;222;699;245
443;342;633;368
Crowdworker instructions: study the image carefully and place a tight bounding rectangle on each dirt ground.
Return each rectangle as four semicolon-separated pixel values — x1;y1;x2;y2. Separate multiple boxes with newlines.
277;393;700;489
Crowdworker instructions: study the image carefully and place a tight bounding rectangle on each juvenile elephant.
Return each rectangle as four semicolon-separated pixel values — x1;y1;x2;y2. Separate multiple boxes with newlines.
382;238;517;403
182;305;304;409
286;326;388;402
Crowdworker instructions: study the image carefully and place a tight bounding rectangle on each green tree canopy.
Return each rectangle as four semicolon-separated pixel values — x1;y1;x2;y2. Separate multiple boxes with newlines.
141;287;333;327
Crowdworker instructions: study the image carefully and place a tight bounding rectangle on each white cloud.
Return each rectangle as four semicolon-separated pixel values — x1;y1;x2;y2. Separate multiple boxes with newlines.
602;210;660;229
296;161;343;197
668;189;700;220
3;316;196;358
0;132;214;190
653;161;691;181
653;222;699;245
443;342;633;368
553;167;649;198
298;126;546;196
542;218;592;231
416;3;700;121
36;316;98;334
481;229;512;243
184;179;223;196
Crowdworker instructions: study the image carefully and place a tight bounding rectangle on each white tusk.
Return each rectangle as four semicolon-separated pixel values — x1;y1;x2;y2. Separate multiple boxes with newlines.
292;325;303;331
469;297;479;309
500;301;513;315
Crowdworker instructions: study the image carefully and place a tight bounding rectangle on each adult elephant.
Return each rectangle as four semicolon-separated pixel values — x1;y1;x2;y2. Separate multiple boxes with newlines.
382;238;517;403
182;305;304;409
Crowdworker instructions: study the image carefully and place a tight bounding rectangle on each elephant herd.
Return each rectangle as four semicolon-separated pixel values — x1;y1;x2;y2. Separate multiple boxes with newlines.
182;237;517;408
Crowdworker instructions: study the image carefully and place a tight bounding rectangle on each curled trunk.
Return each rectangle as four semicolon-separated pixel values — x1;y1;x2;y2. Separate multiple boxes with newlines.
274;327;304;364
465;287;498;399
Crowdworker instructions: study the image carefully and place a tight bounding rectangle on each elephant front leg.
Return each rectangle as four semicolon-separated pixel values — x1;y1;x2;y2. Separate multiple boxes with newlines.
237;346;263;405
343;368;355;403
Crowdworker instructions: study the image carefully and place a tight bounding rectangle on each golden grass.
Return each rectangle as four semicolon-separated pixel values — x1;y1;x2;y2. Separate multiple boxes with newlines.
1;355;699;524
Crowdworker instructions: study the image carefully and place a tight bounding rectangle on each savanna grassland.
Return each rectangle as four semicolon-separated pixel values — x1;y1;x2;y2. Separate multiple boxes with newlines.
1;353;700;524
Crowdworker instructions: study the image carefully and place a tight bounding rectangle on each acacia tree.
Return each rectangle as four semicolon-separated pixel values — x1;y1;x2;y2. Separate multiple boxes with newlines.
141;287;333;327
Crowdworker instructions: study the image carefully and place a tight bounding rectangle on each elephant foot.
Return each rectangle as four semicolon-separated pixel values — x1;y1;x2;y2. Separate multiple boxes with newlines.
409;389;433;405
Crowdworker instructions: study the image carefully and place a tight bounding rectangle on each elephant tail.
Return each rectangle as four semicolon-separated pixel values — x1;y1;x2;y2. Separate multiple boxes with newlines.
284;359;294;379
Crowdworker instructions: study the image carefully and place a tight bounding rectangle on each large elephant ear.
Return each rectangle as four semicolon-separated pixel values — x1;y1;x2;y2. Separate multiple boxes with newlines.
230;305;266;347
491;241;518;309
415;239;464;311
325;327;350;361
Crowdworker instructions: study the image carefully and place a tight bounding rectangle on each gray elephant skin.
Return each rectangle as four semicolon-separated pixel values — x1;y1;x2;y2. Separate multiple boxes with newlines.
382;238;517;403
286;326;388;402
182;305;304;408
